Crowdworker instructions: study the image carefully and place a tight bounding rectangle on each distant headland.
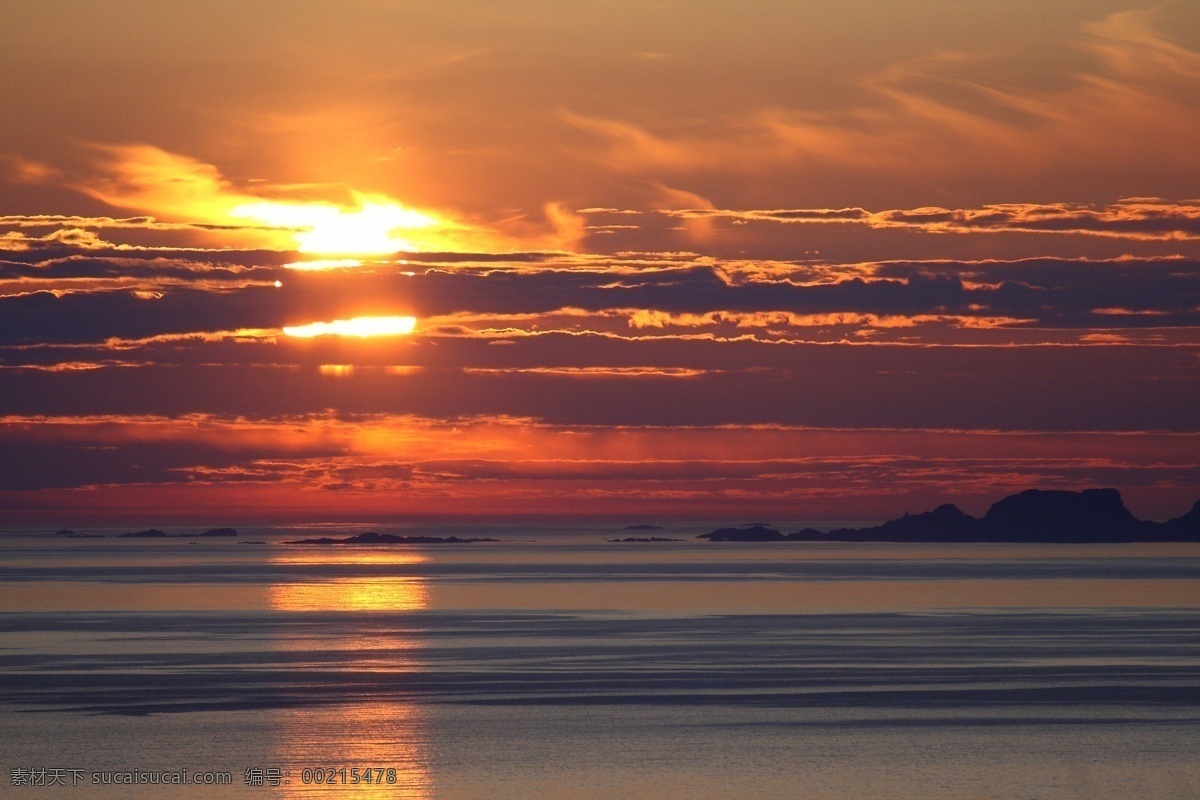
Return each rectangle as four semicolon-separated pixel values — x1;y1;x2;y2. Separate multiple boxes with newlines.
283;532;499;545
53;528;238;539
607;537;683;543
120;528;238;539
700;488;1200;543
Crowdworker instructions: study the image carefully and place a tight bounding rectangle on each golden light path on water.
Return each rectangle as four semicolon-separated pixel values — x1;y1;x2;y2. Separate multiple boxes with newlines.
267;550;430;613
282;316;418;338
268;550;431;798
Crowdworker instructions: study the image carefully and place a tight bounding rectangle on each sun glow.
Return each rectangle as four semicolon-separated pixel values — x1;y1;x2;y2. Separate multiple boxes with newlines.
283;258;365;271
283;316;418;338
63;145;526;255
231;198;436;255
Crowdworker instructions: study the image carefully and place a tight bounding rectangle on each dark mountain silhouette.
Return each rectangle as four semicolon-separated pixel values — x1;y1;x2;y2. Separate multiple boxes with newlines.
700;488;1200;543
198;527;237;537
120;529;168;538
1161;499;1200;537
623;524;665;530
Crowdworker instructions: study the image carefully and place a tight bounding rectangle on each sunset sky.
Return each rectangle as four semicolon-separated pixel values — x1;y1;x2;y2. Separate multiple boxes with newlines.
2;0;1198;523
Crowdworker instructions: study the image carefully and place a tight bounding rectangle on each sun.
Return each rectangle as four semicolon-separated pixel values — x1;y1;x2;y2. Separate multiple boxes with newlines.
230;197;437;255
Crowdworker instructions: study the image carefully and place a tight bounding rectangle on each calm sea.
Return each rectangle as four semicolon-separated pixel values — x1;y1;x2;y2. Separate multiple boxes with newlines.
1;524;1198;799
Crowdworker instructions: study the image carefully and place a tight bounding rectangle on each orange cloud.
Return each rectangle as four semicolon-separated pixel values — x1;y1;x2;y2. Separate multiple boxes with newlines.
461;366;710;378
662;199;1200;241
624;309;1028;331
53;144;518;254
2;413;1197;520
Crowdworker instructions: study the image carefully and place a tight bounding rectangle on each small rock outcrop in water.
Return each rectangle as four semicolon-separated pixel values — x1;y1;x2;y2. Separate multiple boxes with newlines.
700;488;1200;543
284;532;499;545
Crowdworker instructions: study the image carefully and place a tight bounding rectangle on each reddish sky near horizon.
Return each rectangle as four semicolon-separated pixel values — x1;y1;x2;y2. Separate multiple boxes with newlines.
1;0;1198;523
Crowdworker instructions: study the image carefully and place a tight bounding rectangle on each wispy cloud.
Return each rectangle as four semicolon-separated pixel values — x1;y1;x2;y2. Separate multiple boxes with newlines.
562;10;1200;184
661;199;1200;241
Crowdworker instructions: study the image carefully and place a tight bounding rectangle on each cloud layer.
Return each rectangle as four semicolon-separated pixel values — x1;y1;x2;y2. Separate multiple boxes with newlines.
1;3;1198;521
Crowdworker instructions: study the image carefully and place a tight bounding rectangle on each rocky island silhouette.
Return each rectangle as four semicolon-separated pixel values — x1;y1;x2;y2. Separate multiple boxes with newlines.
700;488;1200;543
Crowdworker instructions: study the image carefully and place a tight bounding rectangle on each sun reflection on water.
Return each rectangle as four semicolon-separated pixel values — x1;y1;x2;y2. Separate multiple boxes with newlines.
269;550;430;612
271;701;432;800
268;577;428;612
270;551;429;567
268;550;432;798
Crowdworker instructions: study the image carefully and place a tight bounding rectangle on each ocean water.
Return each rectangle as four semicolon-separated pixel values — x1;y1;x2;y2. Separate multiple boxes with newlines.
1;524;1198;799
